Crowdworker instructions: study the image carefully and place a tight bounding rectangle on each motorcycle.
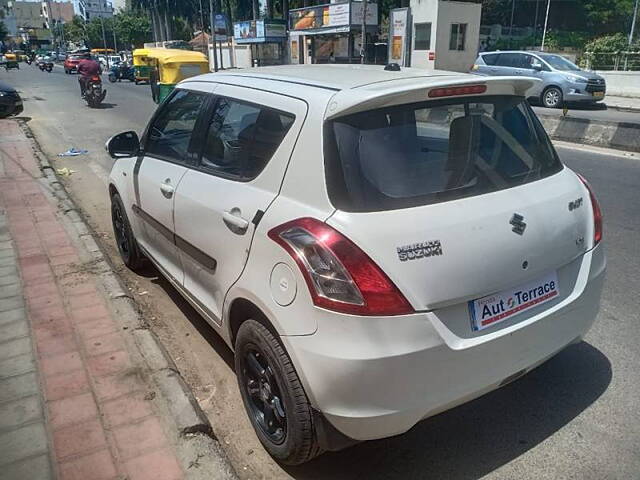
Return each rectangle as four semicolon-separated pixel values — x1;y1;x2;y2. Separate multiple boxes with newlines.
84;75;107;108
38;59;54;72
107;63;135;83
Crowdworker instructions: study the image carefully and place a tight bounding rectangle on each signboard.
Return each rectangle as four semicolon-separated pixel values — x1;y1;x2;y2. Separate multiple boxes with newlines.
234;19;287;44
388;7;409;66
289;2;377;35
214;13;230;41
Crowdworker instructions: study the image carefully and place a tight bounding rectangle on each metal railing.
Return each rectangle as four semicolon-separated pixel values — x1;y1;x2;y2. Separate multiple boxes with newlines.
582;51;640;71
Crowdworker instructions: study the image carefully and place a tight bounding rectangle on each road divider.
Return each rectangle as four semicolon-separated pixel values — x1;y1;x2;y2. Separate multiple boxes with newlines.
537;112;640;153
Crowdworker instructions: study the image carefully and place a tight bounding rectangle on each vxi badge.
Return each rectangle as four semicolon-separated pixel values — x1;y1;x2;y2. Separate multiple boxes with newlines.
510;213;527;235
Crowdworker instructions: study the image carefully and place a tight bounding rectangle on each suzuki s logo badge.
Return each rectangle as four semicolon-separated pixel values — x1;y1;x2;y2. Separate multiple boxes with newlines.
510;213;527;235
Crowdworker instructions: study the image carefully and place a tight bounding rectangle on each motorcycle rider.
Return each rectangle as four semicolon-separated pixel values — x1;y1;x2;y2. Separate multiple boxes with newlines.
77;53;101;97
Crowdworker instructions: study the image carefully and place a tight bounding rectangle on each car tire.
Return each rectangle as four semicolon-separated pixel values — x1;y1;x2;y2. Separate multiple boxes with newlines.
235;320;322;465
110;193;145;271
542;86;563;108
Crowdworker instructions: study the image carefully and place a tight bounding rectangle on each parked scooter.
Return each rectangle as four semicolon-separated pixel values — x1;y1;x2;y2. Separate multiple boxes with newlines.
107;63;135;83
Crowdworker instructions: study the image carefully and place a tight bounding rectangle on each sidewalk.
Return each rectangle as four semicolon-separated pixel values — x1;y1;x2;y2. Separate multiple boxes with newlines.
0;120;189;480
605;95;640;112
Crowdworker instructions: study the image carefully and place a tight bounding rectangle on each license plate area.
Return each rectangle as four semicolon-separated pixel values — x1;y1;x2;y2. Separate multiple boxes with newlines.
593;91;604;98
469;271;560;331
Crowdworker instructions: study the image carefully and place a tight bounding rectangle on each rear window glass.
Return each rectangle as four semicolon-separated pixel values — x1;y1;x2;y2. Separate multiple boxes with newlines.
481;53;500;65
324;96;562;212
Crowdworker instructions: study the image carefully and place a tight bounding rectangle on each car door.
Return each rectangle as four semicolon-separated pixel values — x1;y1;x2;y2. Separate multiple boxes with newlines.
477;52;501;76
523;54;547;97
134;88;209;284
173;85;307;325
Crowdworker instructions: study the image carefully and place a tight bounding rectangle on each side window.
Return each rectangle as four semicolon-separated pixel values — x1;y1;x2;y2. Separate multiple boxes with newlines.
449;23;467;51
414;23;432;51
482;53;500;66
199;97;295;180
496;53;518;68
145;89;206;163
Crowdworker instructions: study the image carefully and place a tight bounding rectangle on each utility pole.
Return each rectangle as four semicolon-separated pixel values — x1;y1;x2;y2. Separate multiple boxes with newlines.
630;0;639;47
360;0;368;64
209;0;219;71
508;0;516;48
533;0;540;45
540;0;551;51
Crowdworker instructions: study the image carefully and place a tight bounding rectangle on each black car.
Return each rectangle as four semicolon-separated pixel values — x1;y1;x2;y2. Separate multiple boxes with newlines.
0;81;23;118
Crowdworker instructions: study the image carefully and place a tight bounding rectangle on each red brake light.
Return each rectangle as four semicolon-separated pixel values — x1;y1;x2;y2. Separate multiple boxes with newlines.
428;84;487;98
268;218;414;316
91;75;100;81
577;173;603;245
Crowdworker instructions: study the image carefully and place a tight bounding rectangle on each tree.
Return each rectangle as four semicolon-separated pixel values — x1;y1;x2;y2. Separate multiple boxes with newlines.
0;21;8;43
114;10;152;48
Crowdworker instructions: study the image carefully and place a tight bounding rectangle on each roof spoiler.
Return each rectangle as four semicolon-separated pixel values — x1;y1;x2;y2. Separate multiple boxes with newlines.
325;76;541;120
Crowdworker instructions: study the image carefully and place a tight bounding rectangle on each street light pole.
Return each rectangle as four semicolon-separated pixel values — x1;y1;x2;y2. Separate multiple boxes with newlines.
360;0;368;64
540;0;551;51
209;0;219;71
509;0;516;48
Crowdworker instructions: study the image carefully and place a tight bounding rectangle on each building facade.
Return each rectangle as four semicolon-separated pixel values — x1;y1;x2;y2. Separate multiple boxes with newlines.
84;0;113;19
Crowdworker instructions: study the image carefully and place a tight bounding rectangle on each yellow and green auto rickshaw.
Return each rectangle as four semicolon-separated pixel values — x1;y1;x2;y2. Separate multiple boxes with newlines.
147;49;209;103
4;52;20;70
132;48;156;84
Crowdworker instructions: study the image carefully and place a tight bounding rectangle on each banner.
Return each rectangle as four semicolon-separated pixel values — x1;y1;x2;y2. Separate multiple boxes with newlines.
388;8;409;66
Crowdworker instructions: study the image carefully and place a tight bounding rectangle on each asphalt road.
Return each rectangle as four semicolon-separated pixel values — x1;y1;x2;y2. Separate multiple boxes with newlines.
531;102;640;124
3;65;640;479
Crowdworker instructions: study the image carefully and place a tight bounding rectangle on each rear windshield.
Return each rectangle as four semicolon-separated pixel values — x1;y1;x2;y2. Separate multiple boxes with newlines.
324;95;562;212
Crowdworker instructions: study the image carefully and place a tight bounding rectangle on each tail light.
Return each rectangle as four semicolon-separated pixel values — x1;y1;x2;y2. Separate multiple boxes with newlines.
91;75;101;82
428;84;487;98
268;218;414;316
577;173;603;245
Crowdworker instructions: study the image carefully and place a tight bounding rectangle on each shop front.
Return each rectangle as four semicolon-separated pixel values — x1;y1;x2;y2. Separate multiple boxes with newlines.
288;1;378;64
233;19;287;66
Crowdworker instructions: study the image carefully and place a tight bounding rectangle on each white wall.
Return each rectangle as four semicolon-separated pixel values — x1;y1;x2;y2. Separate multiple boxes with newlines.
598;71;640;98
208;43;252;70
408;0;438;70
434;0;481;72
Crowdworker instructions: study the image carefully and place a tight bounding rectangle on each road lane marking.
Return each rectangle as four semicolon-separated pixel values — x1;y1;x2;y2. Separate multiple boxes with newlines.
554;141;639;161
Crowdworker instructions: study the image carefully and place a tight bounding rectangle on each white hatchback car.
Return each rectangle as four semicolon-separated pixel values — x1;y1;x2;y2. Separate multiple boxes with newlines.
106;65;606;465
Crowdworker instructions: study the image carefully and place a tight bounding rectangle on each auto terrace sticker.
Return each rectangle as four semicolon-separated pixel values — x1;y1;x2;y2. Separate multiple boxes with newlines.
469;271;560;331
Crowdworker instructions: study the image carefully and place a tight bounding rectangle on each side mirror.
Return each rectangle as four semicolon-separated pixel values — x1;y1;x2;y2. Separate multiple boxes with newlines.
532;63;543;71
106;131;139;158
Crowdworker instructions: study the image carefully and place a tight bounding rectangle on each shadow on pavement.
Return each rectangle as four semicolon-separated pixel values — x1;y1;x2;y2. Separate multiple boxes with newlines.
93;102;117;109
565;102;608;111
286;341;611;480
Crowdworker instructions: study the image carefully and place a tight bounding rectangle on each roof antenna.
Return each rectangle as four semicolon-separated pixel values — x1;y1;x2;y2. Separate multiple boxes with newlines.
384;63;401;71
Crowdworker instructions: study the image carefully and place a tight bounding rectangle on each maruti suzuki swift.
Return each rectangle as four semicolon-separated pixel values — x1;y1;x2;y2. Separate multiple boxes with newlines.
106;65;606;465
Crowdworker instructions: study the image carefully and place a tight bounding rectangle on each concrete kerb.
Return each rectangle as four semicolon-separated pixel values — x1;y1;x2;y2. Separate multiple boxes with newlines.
15;120;237;478
537;112;640;152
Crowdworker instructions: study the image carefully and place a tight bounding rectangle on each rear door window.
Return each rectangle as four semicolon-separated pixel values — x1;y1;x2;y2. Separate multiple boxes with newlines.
199;97;295;180
324;96;562;212
482;53;500;65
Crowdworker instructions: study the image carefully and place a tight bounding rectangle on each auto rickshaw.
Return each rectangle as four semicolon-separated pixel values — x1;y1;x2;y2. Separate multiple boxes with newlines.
147;49;209;103
132;48;156;84
4;52;20;70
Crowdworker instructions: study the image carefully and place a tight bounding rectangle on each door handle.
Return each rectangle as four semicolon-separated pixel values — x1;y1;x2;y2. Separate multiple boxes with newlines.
223;208;249;234
160;179;174;199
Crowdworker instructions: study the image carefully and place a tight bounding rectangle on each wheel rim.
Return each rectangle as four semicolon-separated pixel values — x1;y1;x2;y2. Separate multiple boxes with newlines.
545;89;560;107
112;203;130;258
241;347;287;444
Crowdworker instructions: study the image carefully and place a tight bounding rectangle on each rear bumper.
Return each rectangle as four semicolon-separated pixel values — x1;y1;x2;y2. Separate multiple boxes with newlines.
283;243;606;443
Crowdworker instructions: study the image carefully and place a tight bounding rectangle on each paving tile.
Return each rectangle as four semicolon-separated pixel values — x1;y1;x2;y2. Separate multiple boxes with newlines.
34;331;77;358
76;316;118;341
0;394;42;431
0;422;48;466
48;392;98;429
87;350;131;378
0;337;32;362
40;351;83;378
82;331;126;357
0;307;27;326
29;305;67;326
68;292;103;310
0;273;19;287
0;353;36;378
0;319;29;343
102;392;153;428
123;447;183;480
26;293;64;312
93;371;142;401
59;449;118;480
0;284;20;300
0;453;53;480
0;296;23;313
52;418;107;461
113;417;168;460
0;372;39;403
43;369;91;402
0;255;17;268
71;304;111;324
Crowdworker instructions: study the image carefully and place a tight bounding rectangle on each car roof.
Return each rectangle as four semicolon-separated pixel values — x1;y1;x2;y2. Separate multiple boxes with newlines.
194;64;463;91
0;80;17;92
183;64;538;119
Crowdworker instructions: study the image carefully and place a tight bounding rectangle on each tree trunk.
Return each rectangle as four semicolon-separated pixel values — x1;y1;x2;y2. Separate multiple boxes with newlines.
164;0;171;40
225;0;233;24
282;0;288;20
252;0;258;20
